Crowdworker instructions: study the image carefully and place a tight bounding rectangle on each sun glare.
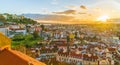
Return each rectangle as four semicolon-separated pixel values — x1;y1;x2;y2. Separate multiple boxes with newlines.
97;15;110;22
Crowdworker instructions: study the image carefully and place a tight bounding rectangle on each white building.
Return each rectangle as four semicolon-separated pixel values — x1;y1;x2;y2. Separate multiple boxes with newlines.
0;26;8;36
8;24;26;37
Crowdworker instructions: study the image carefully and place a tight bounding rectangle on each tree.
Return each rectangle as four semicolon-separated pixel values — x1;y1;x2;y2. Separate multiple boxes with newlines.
33;31;39;39
41;24;45;30
25;34;33;40
0;14;6;22
3;13;37;24
40;24;45;37
12;34;25;41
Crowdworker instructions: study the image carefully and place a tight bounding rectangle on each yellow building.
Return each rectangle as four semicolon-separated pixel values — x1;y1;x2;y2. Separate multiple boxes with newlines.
69;33;75;39
0;32;11;50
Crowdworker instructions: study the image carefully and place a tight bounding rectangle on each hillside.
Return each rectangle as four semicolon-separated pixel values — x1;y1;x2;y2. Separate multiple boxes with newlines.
0;13;37;24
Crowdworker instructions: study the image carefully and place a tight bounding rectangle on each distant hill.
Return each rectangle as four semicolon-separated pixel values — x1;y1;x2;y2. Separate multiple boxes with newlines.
0;13;37;24
22;14;47;19
22;14;73;20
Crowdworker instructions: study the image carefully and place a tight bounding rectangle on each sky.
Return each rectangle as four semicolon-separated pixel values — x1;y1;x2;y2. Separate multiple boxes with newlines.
0;0;120;23
0;0;98;14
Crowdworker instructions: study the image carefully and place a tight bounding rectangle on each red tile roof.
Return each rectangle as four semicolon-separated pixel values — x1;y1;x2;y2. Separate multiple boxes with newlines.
78;48;83;51
70;52;82;59
108;47;116;51
83;54;98;60
0;49;46;65
9;28;25;30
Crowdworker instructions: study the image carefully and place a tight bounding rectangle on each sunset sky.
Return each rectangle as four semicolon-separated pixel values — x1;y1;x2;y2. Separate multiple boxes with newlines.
0;0;120;23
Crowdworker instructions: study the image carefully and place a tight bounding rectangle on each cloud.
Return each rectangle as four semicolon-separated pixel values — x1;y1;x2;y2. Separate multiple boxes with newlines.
35;14;93;24
88;14;92;16
37;15;74;21
65;5;77;9
41;8;48;13
78;12;87;14
51;0;59;5
35;14;80;24
51;2;58;5
80;5;87;9
53;10;76;14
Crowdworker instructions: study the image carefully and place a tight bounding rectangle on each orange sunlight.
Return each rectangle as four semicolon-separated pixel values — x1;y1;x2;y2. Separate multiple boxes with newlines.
97;15;110;22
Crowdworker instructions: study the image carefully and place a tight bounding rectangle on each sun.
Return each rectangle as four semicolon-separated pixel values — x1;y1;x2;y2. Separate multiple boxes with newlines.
97;15;110;22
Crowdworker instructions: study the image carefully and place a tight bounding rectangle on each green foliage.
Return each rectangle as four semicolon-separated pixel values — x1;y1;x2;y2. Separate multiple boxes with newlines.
12;34;25;41
33;31;39;38
2;13;37;24
12;34;43;48
25;34;34;40
6;17;37;24
0;14;6;22
40;24;45;30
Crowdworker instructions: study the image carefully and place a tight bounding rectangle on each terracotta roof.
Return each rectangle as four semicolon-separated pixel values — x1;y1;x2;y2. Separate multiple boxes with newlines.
0;49;46;65
58;51;69;56
83;54;98;60
70;52;82;59
108;47;116;51
78;48;83;51
9;28;25;30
